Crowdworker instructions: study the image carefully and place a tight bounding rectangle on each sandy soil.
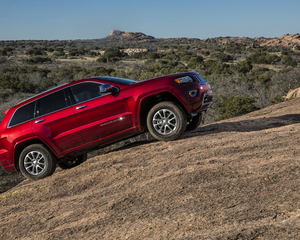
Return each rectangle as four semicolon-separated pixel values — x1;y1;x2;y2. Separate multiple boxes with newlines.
1;98;300;239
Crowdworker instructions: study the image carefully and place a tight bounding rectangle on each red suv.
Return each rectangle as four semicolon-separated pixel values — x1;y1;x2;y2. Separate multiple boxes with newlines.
0;72;213;180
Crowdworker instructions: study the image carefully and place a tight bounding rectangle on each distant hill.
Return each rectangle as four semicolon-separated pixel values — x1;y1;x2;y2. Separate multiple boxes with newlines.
104;30;300;49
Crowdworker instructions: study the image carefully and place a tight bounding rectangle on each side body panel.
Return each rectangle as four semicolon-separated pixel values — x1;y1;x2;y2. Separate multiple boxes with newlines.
32;107;85;154
72;92;133;146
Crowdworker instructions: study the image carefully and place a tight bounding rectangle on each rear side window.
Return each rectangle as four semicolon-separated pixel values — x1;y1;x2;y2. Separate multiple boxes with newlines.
37;90;67;116
9;102;35;127
70;82;102;104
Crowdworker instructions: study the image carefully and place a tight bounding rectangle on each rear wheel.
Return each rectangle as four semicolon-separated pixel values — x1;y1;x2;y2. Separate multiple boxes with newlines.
186;112;203;131
58;153;87;169
19;144;57;180
147;101;187;141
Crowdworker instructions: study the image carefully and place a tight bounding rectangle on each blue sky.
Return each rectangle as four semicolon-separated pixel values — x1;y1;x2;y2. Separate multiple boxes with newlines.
0;0;299;40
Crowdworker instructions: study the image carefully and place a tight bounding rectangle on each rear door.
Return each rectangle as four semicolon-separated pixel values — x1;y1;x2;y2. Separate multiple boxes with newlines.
32;89;85;154
68;82;133;144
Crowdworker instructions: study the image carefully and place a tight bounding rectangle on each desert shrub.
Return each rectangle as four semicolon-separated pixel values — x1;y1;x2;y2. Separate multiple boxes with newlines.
147;52;160;60
68;48;88;56
0;50;7;56
131;52;148;59
202;60;233;76
281;48;293;55
249;69;273;84
202;51;210;56
88;66;115;76
238;60;253;74
0;57;7;63
187;56;204;68
97;47;127;63
224;43;245;54
215;95;260;121
270;70;300;95
284;56;297;67
23;57;52;64
25;47;46;56
246;53;281;64
53;51;65;57
178;51;196;62
269;95;284;105
0;75;37;93
210;52;233;62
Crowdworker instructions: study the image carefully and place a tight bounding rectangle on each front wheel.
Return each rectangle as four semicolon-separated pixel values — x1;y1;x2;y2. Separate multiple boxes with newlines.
186;112;203;131
19;144;57;180
147;101;187;141
58;153;87;169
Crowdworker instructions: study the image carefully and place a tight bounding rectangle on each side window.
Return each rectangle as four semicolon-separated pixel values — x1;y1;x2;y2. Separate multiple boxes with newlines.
9;101;35;127
38;90;67;116
70;82;102;104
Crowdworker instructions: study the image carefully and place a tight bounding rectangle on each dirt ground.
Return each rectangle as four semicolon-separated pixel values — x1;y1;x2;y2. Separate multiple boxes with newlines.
1;98;300;239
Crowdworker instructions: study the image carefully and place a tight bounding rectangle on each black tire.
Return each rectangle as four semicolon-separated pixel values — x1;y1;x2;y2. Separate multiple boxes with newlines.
147;101;187;141
57;153;87;169
19;144;57;180
186;112;203;131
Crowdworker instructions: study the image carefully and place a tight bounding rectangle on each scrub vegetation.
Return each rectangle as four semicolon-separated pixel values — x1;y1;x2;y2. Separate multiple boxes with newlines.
1;32;300;123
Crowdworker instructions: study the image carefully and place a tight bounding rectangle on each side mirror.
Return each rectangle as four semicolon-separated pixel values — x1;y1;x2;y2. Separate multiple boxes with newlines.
100;84;119;93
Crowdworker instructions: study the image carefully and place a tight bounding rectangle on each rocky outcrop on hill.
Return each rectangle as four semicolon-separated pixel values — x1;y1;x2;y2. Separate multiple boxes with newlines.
203;36;257;45
256;33;300;48
104;30;300;48
107;30;155;41
200;34;300;48
285;87;300;100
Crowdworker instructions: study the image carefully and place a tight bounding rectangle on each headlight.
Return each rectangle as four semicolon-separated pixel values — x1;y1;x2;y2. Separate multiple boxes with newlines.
174;76;193;84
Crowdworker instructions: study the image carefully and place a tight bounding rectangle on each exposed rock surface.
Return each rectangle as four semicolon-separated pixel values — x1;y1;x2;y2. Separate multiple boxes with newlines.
107;30;155;41
286;87;300;100
106;30;300;48
1;98;300;239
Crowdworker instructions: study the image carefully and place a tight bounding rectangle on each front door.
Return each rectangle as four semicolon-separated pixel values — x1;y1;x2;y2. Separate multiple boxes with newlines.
69;82;133;144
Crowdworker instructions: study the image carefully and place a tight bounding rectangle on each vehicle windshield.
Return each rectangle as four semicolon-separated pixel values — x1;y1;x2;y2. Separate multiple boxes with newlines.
95;77;137;85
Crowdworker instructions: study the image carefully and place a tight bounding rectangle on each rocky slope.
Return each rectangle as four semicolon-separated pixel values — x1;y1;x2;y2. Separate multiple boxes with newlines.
1;98;300;239
107;30;155;41
106;30;300;48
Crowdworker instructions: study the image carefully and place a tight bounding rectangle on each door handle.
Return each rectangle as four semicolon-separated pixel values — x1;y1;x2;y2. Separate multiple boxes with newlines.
76;105;87;110
35;119;45;124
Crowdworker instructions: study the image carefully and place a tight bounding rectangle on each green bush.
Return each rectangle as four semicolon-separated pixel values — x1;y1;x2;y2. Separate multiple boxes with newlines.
210;52;233;62
187;56;204;68
246;53;281;64
284;56;297;67
25;48;45;56
202;60;233;76
99;47;127;62
23;57;52;64
269;95;284;105
0;50;7;56
238;60;253;74
147;52;160;60
68;48;88;56
215;95;259;120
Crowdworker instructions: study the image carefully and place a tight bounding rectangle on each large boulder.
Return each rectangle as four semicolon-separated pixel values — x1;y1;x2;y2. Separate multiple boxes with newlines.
285;87;300;100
